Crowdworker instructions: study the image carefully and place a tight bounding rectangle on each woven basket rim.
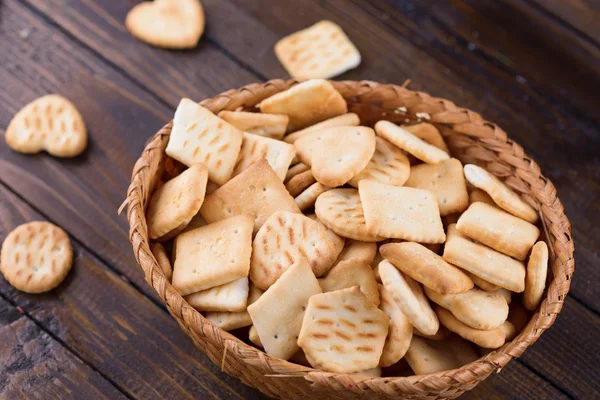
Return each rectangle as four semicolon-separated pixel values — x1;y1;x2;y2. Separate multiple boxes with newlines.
124;79;575;398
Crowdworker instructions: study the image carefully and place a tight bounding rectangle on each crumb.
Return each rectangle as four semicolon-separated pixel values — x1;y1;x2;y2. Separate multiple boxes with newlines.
18;28;30;39
416;112;431;120
394;106;408;114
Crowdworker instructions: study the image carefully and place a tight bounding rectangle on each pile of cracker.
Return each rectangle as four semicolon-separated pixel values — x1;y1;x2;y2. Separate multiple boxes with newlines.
148;79;548;376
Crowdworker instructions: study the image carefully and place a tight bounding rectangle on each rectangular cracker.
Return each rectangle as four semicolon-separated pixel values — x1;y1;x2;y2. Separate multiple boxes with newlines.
217;111;288;140
443;224;526;292
204;284;264;331
172;214;253;296
232;132;296;180
404;158;469;216
275;20;361;80
200;159;301;234
297;286;389;373
247;259;322;360
405;335;478;375
375;121;449;164
284;113;360;144
185;277;249;312
457;202;540;260
259;79;347;132
166;98;243;185
146;163;208;240
359;180;446;243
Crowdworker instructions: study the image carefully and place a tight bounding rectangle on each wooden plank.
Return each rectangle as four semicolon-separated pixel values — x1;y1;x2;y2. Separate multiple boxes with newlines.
518;298;600;399
0;183;264;400
208;0;599;312
0;298;127;400
528;0;600;43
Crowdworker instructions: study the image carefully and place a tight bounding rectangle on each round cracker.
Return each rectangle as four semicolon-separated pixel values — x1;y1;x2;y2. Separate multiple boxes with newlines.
295;182;330;211
524;241;549;311
1;222;73;293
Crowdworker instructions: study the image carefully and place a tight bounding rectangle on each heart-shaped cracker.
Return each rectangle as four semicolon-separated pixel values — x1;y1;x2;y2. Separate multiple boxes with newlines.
315;188;384;242
6;95;87;157
297;286;389;373
294;126;376;187
250;211;338;290
125;0;205;49
166;99;243;185
348;136;410;187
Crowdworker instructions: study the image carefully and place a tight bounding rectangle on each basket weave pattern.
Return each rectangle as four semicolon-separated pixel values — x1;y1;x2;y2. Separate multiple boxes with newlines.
125;80;574;399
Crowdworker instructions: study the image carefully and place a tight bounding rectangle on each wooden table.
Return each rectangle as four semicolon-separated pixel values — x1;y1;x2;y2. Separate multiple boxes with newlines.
1;1;598;398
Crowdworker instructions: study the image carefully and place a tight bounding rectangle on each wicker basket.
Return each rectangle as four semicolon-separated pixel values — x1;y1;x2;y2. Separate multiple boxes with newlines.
124;80;574;399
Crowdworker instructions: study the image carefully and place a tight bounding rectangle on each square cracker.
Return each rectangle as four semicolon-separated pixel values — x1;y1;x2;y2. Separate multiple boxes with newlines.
204;284;264;331
200;159;301;234
275;20;361;80
297;286;389;373
259;79;347;132
233;133;296;180
146;163;208;240
166;98;243;185
217;111;288;140
319;259;380;306
375;121;449;164
404;158;469;216
185;277;249;312
247;259;322;360
359;180;446;243
172;214;253;296
250;211;338;290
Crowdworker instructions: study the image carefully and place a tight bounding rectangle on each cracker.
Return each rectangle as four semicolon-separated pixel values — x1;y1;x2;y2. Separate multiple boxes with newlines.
378;284;413;367
166;99;243;185
424;287;508;330
463;164;538;223
380;242;473;294
205;181;219;195
285;163;310;182
125;0;204;49
172;214;253;296
275;20;361;80
496;288;512;305
0;222;72;293
200;159;301;234
146;163;208;240
378;260;439;335
284;113;360;144
204;284;263;331
249;325;263;347
319;259;380;306
348;137;410;188
298;286;389;373
442;213;460;228
336;240;377;265
359;180;446;243
413;326;451;341
295;182;330;212
294;126;376;187
401;123;449;154
524;241;548;311
285;170;316;197
465;271;498;292
259;79;347;132
404;158;469;216
250;211;338;290
443;224;526;292
352;367;382;378
181;212;208;234
375;121;450;164
306;213;346;257
436;307;505;348
457;202;540;261
185;277;249;312
150;243;173;282
315;188;384;242
217;111;288;140
469;189;496;207
405;335;478;375
5;94;87;157
500;321;517;342
233;133;296;181
248;259;322;360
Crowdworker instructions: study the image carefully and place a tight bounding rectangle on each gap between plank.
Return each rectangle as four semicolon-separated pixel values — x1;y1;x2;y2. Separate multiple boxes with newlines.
0;291;136;400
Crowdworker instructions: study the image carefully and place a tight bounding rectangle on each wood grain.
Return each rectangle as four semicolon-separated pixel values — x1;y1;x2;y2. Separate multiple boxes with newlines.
528;0;600;43
0;298;126;400
0;183;265;400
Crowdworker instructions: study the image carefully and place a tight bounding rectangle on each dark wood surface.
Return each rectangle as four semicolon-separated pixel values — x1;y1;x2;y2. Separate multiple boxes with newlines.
0;0;598;398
